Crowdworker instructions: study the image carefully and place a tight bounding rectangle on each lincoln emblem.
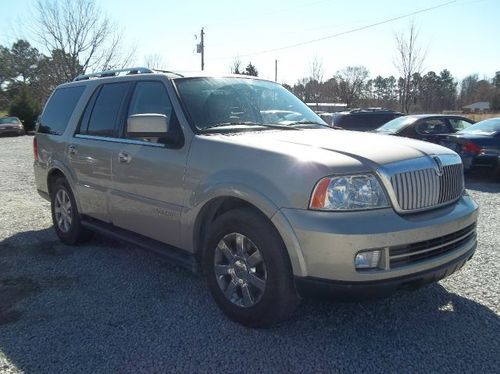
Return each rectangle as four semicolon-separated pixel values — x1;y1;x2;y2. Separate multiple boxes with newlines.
433;156;444;176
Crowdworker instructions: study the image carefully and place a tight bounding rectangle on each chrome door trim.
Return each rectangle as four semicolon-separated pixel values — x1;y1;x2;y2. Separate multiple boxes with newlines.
74;134;165;148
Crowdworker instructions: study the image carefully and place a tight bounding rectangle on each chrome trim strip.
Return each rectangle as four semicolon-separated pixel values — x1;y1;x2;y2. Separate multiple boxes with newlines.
74;134;165;148
390;231;476;260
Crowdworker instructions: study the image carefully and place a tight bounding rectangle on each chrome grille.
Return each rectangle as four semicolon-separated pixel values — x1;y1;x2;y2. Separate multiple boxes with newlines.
390;163;464;211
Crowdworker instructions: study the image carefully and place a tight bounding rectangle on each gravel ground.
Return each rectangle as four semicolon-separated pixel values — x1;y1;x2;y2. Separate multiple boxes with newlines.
0;136;499;373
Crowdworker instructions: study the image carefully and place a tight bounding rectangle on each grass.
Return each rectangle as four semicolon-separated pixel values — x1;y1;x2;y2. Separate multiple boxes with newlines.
462;113;500;122
0;110;7;117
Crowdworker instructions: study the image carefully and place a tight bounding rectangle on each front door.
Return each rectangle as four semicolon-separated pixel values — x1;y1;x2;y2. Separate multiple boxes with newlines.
109;80;190;248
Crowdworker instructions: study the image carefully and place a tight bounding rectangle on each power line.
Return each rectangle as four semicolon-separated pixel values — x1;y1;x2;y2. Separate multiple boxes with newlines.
204;0;333;30
211;0;457;60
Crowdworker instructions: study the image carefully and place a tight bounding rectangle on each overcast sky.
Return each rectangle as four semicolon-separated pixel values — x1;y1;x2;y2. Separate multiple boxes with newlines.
3;0;499;84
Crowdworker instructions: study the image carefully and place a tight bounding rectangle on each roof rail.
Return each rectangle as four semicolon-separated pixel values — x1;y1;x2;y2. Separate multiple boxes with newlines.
73;67;154;81
151;69;184;78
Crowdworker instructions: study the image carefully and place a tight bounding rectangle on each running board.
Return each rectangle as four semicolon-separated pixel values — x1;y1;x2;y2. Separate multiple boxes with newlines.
81;218;199;272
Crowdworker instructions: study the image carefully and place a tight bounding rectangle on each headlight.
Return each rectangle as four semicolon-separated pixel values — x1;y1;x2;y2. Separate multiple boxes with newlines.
309;174;389;210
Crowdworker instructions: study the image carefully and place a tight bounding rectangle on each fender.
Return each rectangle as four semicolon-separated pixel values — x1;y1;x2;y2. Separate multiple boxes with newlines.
179;182;308;277
46;160;83;213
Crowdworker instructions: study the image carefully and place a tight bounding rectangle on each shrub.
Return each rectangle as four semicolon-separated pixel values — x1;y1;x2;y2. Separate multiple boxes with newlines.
8;87;40;131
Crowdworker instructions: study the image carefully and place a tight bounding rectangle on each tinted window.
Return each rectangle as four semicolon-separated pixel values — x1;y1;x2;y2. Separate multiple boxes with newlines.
125;81;183;145
87;83;130;137
416;119;450;134
128;81;172;117
39;86;85;135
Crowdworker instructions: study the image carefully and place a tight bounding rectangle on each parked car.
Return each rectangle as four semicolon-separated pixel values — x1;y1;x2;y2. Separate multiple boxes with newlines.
374;114;474;143
441;117;500;174
0;116;25;136
34;68;478;327
331;108;404;131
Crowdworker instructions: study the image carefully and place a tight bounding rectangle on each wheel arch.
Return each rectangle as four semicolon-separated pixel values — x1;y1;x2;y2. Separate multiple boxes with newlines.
190;193;307;277
46;164;83;213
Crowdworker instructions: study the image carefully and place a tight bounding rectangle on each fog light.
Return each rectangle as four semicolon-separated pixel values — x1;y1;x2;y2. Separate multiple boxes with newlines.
355;250;382;269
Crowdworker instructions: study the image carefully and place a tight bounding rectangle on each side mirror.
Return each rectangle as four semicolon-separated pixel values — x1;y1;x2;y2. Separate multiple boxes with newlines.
127;113;169;138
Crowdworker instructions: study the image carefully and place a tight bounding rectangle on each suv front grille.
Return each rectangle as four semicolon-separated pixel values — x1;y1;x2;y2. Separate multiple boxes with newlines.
390;163;464;211
389;223;476;268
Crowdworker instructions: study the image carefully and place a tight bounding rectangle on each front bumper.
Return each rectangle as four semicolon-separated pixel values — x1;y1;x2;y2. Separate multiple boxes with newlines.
295;244;475;299
280;195;478;283
0;128;24;135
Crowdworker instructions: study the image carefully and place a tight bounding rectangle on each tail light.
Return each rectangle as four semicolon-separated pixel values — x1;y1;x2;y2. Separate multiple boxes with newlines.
33;137;39;161
462;141;481;155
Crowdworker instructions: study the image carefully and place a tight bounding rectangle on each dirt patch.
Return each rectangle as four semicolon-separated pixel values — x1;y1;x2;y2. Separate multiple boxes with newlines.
0;277;40;325
0;275;79;325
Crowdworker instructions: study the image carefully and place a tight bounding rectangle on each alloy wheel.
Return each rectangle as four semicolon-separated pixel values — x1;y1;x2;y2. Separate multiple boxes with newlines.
214;233;267;307
54;189;73;233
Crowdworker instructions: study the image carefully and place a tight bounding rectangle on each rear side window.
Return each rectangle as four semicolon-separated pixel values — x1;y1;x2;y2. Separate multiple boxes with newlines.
85;82;130;137
39;86;85;135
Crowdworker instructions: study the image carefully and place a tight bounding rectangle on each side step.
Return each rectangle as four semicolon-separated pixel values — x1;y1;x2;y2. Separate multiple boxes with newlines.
81;218;199;272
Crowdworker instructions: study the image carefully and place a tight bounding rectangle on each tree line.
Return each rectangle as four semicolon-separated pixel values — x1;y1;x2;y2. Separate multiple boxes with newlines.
0;0;132;130
282;67;500;113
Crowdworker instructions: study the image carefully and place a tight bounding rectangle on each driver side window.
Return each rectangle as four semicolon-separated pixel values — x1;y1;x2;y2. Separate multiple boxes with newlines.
126;81;182;144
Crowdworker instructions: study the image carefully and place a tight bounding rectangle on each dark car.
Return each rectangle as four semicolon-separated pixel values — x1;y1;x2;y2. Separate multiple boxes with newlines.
441;117;500;174
374;114;474;143
0;116;25;136
331;108;404;131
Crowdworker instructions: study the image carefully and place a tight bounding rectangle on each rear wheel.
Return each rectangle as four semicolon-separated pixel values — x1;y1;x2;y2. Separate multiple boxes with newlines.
50;177;93;245
204;208;299;327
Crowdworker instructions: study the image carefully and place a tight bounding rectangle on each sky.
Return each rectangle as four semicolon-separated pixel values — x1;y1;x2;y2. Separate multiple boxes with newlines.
2;0;499;84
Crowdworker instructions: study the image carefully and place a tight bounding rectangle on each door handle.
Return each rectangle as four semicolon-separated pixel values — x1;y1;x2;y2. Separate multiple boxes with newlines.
118;151;132;164
68;144;77;156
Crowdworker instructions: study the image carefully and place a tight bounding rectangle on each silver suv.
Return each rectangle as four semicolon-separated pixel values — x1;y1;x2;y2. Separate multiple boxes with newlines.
34;68;478;327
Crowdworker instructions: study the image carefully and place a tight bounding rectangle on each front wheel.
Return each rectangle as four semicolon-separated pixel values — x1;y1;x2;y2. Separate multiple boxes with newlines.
204;208;299;327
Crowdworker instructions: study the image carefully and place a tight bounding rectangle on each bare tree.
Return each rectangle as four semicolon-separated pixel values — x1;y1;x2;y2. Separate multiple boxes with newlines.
335;66;369;107
309;56;324;104
230;57;242;74
144;53;167;69
394;21;426;113
31;0;134;81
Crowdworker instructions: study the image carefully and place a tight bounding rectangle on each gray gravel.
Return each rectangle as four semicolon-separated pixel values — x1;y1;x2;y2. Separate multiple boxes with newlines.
0;136;499;373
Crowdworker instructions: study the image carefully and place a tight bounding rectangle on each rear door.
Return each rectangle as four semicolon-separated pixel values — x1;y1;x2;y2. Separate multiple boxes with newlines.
69;82;132;222
109;80;190;248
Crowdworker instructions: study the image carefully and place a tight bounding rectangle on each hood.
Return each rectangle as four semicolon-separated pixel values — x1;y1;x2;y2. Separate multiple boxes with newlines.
218;128;455;167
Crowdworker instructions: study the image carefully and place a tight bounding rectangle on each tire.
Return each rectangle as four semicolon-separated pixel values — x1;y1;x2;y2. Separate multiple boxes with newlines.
50;176;93;245
203;208;300;327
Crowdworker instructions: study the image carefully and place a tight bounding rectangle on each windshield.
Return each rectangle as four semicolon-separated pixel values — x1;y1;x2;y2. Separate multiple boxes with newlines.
0;117;20;124
174;77;326;131
374;116;417;133
458;118;500;136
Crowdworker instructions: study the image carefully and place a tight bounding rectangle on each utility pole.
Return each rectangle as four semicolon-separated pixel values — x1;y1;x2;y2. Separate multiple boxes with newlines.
200;28;205;71
274;59;278;82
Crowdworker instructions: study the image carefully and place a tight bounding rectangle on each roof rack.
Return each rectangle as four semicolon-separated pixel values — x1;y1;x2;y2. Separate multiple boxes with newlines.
150;69;184;78
73;67;155;81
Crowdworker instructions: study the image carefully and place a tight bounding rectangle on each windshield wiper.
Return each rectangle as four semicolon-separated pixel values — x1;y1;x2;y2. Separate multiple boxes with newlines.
203;121;299;131
203;121;263;130
285;120;330;128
